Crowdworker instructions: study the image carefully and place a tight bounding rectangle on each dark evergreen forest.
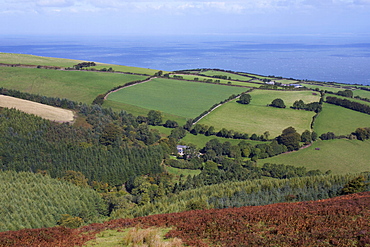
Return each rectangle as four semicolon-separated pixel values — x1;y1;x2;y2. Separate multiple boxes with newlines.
0;106;166;186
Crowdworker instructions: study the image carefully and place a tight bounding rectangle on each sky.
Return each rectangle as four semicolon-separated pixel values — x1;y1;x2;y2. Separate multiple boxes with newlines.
1;0;370;36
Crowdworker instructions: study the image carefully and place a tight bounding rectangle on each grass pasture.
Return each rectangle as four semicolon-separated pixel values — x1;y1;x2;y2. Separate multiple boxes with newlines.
239;73;273;80
165;166;202;178
353;89;370;99
150;125;174;138
0;66;147;103
197;90;320;137
249;89;320;107
274;79;299;84
170;74;231;84
199;70;255;81
313;103;370;136
84;62;162;75
198;100;315;138
262;139;370;174
103;100;187;125
106;78;247;119
0;95;74;123
170;73;262;87
0;53;82;67
300;83;344;93
0;53;161;76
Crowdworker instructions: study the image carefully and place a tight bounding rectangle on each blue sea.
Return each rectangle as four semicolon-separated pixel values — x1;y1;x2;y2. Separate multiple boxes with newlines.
1;34;370;85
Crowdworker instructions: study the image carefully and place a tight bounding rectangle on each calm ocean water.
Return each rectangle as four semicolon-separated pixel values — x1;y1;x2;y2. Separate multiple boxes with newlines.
1;34;370;85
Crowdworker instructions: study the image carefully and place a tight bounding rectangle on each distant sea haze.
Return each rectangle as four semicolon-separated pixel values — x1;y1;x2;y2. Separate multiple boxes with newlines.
1;34;370;86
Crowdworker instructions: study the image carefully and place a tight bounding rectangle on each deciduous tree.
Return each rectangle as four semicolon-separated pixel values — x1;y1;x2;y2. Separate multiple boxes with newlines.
270;98;286;108
277;126;301;151
147;110;162;126
238;93;251;104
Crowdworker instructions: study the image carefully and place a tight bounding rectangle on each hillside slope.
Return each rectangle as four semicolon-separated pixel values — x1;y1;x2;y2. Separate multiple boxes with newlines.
0;95;74;123
1;192;369;246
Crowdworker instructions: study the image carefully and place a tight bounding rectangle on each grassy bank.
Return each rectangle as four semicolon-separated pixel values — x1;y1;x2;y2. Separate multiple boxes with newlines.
261;139;370;174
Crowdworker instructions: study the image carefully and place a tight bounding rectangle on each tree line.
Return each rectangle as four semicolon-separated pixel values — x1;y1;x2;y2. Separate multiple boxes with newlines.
291;99;322;112
326;96;370;115
318;127;370;141
113;173;370;219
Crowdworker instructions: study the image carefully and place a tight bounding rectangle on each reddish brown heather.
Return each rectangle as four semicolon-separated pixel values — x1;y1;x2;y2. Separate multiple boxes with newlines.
1;192;369;247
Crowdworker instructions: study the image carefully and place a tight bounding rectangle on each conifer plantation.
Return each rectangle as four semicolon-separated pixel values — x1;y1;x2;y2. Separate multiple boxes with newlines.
0;171;107;232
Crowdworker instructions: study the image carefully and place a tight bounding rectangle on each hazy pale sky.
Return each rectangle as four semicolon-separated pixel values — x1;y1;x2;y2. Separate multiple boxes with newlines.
1;0;370;36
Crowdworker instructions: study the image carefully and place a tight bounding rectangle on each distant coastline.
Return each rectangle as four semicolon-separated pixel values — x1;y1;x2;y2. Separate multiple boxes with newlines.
1;35;370;86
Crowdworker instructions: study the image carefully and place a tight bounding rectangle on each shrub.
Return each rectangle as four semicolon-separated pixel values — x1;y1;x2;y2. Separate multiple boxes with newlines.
57;214;84;229
121;227;183;247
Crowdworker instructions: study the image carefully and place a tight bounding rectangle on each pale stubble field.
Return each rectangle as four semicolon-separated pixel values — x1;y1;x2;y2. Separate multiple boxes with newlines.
0;95;74;123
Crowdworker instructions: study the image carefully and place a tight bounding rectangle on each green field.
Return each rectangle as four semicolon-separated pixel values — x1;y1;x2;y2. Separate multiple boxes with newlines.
197;90;319;137
0;66;147;103
249;89;320;106
250;79;263;83
165;166;202;178
170;74;231;84
313;103;370;136
0;53;160;75
353;89;370;99
83;63;162;75
240;73;273;80
198;100;315;138
103;100;187;125
106;78;247;119
276;79;300;84
199;70;255;81
262;139;370;174
150;125;174;138
170;73;262;87
0;53;82;67
300;83;344;92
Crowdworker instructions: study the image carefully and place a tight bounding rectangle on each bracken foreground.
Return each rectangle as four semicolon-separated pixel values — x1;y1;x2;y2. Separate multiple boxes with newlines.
1;192;369;247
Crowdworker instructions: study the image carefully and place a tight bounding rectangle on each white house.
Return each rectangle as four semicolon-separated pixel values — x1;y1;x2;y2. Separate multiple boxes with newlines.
176;145;187;156
290;84;303;88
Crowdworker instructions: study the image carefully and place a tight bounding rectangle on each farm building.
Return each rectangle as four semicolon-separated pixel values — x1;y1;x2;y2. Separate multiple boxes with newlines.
176;145;187;156
290;84;304;88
